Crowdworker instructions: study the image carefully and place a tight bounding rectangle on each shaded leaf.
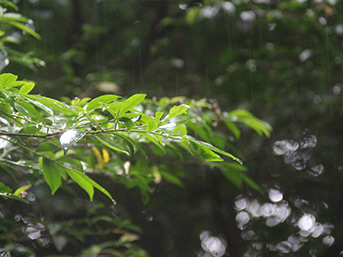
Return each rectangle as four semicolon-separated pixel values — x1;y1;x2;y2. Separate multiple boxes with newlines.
95;134;130;156
185;135;242;164
42;158;62;195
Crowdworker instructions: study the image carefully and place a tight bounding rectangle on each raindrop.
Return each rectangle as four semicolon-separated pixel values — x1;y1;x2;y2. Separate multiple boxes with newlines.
178;3;187;10
240;11;256;22
339;250;343;256
323;223;334;234
288;234;303;252
235;196;248;211
251;242;263;250
222;2;236;14
300;135;317;149
319;17;327;25
322;235;335;247
241;230;255;240
308;164;324;176
269;189;283;203
0;137;9;149
273;140;299;155
276;241;292;253
14;214;22;221
335;24;343;35
26;227;41;240
268;23;276;31
200;231;211;241
246;200;261;217
294;198;309;209
311;223;324;238
333;85;341;94
261;203;275;217
313;95;321;104
236;211;250;226
201;6;219;19
26;192;36;202
266;216;279;227
274;204;291;222
299;49;312;62
298;214;315;231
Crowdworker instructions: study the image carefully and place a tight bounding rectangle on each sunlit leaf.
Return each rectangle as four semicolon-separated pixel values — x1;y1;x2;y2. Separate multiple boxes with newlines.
26;95;77;115
0;73;17;87
147;120;158;131
118;94;146;116
166;104;189;120
86;94;120;111
19;82;35;94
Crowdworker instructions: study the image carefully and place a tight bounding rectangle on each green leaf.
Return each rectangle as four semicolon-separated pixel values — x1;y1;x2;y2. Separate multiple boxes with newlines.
118;94;146;116
24;96;54;115
19;82;35;94
224;121;241;139
185;136;242;164
0;181;12;193
64;167;94;201
14;100;43;121
155;111;163;121
188;140;223;162
86;94;120;111
166;104;189;120
25;95;77;115
159;171;182;186
147;120;158;132
59;130;86;154
0;73;17;87
65;167;115;204
0;1;19;10
0;192;29;203
42;158;62;195
14;184;31;196
8;21;40;39
95;134;130;156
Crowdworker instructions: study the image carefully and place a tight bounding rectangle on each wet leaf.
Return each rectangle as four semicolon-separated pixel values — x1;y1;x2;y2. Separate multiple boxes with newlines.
95;134;130;156
59;130;86;154
185;135;242;164
166;104;189;120
86;94;120;111
65;167;94;201
42;158;62;195
118;94;146;116
26;95;77;115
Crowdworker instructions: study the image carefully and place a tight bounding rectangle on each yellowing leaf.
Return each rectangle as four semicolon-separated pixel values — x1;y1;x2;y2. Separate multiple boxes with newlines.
102;149;110;163
14;184;32;196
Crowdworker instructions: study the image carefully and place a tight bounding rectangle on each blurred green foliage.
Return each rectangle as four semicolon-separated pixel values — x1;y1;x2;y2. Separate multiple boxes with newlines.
1;0;343;256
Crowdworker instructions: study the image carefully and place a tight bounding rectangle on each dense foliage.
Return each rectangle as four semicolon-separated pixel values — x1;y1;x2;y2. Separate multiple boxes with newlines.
1;0;343;256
